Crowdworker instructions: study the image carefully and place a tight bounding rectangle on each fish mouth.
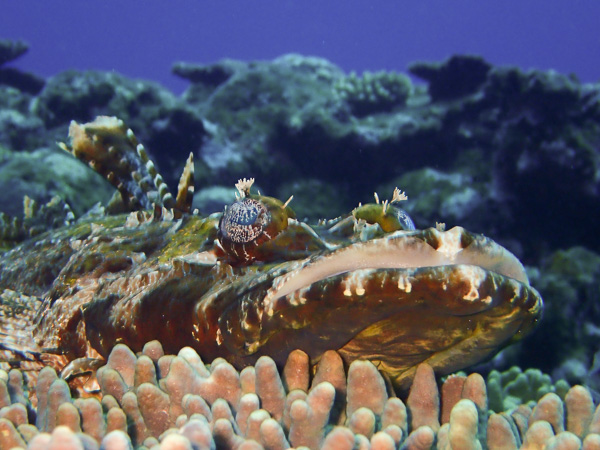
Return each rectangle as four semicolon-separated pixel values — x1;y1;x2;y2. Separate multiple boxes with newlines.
219;226;543;386
265;226;531;306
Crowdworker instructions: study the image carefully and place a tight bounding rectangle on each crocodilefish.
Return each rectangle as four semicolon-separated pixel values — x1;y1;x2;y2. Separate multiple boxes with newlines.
0;116;542;396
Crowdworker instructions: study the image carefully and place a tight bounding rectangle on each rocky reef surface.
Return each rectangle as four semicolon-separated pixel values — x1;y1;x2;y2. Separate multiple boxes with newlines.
1;39;600;448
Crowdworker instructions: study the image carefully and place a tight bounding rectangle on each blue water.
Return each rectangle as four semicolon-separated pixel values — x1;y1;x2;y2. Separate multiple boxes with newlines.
2;0;598;93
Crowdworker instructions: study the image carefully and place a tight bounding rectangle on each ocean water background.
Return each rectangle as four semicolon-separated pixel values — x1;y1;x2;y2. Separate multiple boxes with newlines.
1;0;598;93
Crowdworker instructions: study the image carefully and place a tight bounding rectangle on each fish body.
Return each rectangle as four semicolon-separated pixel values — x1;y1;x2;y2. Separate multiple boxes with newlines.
0;117;542;391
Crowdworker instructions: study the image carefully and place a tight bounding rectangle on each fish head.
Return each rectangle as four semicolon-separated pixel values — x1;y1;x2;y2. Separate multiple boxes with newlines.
206;187;543;388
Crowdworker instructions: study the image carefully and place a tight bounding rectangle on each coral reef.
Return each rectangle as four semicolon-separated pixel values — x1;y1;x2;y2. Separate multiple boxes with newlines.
486;366;571;413
33;70;205;181
171;60;244;104
194;54;345;190
172;60;240;86
0;146;112;217
522;247;600;390
0;342;598;449
378;168;487;231
333;70;413;116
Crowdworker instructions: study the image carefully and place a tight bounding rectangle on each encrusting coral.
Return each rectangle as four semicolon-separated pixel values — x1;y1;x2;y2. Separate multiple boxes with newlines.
0;342;598;449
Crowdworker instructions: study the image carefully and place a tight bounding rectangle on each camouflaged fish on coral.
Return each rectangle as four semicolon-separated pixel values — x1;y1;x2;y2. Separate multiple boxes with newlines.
0;116;543;397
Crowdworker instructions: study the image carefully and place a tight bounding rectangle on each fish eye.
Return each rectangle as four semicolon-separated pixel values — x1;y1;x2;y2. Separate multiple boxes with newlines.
219;197;270;244
217;179;293;265
353;188;415;232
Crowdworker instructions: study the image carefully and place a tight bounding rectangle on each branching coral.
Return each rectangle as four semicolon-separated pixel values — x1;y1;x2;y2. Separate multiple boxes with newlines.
0;342;598;449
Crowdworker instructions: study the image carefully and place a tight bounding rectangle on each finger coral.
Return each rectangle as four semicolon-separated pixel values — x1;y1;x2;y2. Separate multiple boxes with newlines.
0;342;598;449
